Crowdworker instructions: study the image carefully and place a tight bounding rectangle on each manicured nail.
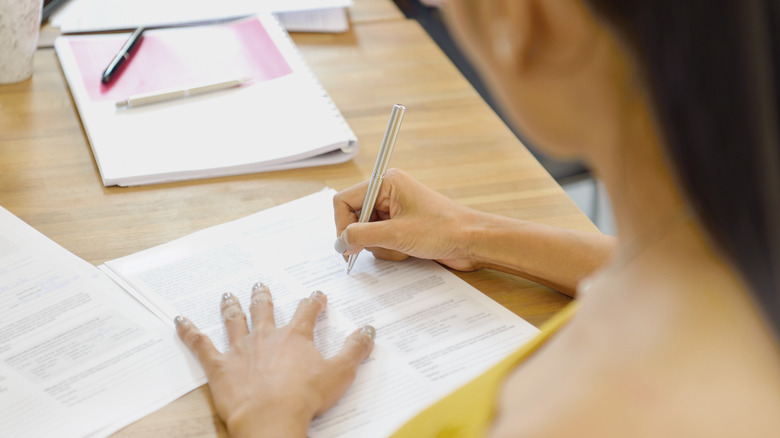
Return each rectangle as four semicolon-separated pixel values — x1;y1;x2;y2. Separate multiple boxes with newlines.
174;315;186;328
308;290;326;305
251;283;270;304
222;292;233;302
360;325;376;342
334;234;348;254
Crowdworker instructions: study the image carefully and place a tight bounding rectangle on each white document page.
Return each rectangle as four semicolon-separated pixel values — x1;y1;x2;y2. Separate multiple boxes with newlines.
102;189;540;437
0;208;205;438
277;7;350;33
51;0;352;33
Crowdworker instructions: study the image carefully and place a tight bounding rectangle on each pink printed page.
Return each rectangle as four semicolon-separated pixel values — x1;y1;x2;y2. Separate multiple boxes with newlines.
68;17;293;101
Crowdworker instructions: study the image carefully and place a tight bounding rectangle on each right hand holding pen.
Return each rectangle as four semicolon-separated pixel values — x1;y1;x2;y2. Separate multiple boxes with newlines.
333;168;483;271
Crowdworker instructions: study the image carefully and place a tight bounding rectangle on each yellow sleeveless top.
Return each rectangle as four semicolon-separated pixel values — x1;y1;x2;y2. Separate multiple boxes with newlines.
389;301;579;437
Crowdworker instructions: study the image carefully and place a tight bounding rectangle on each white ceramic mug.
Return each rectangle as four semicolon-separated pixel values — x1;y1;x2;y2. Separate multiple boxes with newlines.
0;0;43;84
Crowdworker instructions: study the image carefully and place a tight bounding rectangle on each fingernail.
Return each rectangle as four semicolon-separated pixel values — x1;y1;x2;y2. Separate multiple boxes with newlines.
174;315;186;328
308;290;326;305
251;283;270;305
360;325;376;342
334;234;348;254
222;292;233;302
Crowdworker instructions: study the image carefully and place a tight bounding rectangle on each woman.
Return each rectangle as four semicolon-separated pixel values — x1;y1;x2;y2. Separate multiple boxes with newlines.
174;0;780;436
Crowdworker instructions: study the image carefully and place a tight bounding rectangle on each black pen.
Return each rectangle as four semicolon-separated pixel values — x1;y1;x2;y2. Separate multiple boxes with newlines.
101;27;145;85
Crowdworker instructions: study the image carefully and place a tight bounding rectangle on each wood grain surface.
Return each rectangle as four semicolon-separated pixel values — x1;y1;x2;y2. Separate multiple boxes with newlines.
0;10;593;436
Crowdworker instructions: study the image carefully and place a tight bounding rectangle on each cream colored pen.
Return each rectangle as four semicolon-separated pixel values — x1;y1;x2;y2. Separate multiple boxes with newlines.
347;103;406;274
115;77;249;108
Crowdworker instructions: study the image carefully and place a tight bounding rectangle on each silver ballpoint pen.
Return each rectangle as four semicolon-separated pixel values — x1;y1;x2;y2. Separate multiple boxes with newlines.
346;103;406;274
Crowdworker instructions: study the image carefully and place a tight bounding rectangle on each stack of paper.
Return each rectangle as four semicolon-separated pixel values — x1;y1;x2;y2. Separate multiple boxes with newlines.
0;208;204;438
50;0;353;33
55;15;358;186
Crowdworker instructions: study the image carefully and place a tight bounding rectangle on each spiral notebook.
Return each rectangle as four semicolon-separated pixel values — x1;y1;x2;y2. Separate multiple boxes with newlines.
54;14;357;186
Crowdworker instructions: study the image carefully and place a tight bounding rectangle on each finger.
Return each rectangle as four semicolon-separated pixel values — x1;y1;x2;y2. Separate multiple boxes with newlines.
249;282;276;337
333;170;405;236
175;315;220;374
320;326;376;412
289;290;327;338
333;325;375;368
221;292;249;346
333;180;370;235
367;246;410;262
337;220;406;256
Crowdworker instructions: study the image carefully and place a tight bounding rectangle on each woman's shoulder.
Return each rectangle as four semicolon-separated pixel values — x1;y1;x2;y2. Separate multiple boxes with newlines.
492;273;780;437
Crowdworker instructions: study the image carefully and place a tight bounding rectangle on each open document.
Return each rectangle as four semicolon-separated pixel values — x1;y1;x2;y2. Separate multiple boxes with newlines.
101;189;541;437
0;209;205;438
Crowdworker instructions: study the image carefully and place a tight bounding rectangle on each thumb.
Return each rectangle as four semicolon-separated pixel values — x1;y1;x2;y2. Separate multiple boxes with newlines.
334;220;402;256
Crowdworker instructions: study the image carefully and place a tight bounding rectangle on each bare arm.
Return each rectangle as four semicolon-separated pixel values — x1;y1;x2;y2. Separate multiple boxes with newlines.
463;212;615;296
334;169;615;297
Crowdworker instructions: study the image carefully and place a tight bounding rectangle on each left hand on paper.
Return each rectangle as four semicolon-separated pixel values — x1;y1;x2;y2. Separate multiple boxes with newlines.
175;284;375;438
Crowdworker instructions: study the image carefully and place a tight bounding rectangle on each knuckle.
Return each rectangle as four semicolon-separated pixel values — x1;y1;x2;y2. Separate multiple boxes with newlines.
384;167;405;182
210;358;228;377
350;333;373;352
289;318;313;334
303;298;325;315
251;293;272;307
223;308;246;322
220;296;240;311
251;287;272;306
186;331;205;348
221;299;241;314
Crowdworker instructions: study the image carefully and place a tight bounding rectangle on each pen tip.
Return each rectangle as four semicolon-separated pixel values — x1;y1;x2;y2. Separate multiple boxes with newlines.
346;254;357;274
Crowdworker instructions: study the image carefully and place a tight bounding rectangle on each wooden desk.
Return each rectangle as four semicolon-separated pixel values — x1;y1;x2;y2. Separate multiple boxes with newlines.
0;16;594;438
349;0;405;23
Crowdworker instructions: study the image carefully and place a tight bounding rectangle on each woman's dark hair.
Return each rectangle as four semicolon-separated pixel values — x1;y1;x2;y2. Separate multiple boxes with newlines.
587;1;780;334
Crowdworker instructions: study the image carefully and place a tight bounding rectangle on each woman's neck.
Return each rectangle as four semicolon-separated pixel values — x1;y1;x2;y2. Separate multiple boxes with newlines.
583;85;762;335
591;88;690;266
